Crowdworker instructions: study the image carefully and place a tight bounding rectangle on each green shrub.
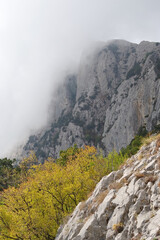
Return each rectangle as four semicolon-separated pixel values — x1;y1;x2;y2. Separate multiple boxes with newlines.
121;126;148;157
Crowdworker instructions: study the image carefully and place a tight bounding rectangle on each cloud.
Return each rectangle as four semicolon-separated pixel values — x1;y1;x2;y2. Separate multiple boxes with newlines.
0;0;160;156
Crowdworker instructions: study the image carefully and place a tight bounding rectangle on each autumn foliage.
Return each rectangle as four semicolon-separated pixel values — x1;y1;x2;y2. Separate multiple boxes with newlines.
0;146;126;239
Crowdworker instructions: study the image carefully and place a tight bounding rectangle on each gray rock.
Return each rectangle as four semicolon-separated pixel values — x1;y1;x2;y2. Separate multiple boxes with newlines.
19;40;160;162
55;139;160;240
86;171;116;204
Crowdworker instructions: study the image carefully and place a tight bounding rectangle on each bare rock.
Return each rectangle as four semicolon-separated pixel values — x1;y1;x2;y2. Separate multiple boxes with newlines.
21;40;160;162
56;138;160;240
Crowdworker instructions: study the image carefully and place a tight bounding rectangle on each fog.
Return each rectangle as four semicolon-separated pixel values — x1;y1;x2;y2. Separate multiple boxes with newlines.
0;0;160;157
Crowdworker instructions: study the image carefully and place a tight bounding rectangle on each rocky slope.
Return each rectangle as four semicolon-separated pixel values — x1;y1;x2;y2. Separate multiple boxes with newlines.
23;40;160;162
55;135;160;240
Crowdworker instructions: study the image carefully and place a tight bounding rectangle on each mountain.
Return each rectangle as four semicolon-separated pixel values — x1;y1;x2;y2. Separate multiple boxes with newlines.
55;135;160;240
22;40;160;162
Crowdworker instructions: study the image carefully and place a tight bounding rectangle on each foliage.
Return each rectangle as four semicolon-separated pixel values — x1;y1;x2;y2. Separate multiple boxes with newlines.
137;126;148;137
0;158;20;191
105;150;127;172
20;151;38;170
121;135;142;157
121;126;148;157
56;144;80;166
84;130;102;145
112;222;124;233
0;153;39;192
19;151;38;181
152;124;160;134
0;146;126;239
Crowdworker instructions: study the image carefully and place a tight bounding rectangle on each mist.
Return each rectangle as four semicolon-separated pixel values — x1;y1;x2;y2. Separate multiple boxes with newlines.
0;0;160;157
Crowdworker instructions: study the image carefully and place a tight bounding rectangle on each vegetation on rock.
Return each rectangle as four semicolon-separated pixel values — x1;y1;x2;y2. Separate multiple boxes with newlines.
0;158;20;191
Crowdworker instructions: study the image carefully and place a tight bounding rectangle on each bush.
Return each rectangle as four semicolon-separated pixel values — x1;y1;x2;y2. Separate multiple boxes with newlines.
121;135;142;157
0;158;20;191
121;127;148;157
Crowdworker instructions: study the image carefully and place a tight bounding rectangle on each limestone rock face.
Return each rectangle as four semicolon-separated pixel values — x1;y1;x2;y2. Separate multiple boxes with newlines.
22;40;160;161
55;137;160;240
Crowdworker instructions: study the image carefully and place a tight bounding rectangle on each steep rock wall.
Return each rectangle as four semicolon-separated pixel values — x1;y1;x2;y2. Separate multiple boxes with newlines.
22;40;160;162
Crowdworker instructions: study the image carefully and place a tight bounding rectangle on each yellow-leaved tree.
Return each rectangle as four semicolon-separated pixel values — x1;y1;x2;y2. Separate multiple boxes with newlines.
0;145;126;239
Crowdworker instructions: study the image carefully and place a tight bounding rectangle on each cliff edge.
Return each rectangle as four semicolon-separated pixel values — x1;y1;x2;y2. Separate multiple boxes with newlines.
23;40;160;162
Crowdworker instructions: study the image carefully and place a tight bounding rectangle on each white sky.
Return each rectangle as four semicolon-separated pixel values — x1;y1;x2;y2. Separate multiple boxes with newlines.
0;0;160;157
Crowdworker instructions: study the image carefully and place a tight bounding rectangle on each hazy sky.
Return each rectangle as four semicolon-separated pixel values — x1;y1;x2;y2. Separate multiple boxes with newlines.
0;0;160;157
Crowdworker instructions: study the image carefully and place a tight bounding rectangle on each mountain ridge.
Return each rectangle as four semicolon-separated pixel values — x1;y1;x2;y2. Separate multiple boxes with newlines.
20;39;160;162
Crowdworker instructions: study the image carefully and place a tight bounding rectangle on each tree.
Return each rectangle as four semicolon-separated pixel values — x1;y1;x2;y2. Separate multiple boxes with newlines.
0;146;126;239
0;158;20;191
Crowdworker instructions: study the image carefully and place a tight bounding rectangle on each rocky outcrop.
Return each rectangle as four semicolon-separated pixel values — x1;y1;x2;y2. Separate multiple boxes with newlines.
22;40;160;162
55;136;160;240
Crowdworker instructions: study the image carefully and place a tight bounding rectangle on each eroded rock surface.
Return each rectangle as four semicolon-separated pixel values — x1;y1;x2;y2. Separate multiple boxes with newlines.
56;137;160;240
22;40;160;162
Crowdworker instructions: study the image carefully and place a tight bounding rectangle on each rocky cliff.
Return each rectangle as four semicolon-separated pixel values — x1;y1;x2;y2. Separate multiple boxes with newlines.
23;40;160;162
55;135;160;240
